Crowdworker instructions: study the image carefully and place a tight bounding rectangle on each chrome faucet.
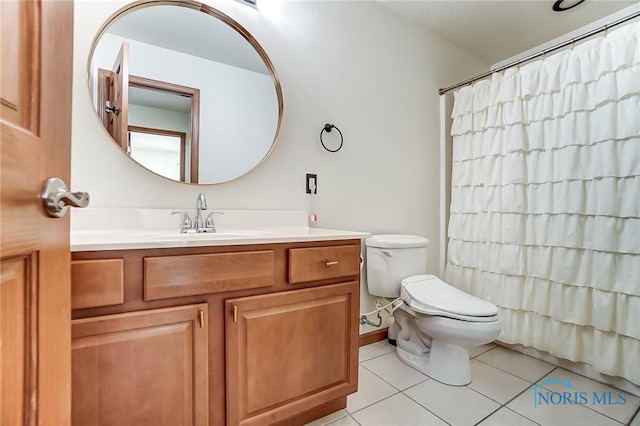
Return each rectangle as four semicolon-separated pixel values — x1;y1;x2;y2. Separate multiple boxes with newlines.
172;193;223;233
194;192;208;231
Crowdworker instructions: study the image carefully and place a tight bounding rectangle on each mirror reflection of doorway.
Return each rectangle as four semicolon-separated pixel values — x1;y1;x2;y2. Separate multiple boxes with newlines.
97;43;200;182
127;127;186;181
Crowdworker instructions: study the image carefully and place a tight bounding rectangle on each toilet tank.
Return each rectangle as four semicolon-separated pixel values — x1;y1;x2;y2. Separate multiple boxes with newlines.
365;234;429;298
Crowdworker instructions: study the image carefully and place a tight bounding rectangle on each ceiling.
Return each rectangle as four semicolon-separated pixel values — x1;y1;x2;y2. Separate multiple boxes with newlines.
377;0;639;65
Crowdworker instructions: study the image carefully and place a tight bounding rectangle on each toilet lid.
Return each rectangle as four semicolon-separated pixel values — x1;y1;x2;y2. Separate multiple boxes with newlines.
401;274;498;318
366;234;430;249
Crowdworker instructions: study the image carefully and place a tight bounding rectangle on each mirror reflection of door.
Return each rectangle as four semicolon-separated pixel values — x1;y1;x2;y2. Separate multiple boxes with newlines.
98;42;200;182
98;42;129;149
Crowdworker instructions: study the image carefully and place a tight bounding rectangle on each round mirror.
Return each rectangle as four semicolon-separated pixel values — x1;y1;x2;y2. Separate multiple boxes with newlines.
88;1;283;184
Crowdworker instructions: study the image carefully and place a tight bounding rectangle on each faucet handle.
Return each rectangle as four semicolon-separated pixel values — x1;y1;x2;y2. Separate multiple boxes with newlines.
171;210;193;232
205;211;224;228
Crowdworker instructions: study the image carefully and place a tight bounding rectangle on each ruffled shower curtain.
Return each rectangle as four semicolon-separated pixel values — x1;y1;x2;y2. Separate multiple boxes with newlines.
445;23;640;385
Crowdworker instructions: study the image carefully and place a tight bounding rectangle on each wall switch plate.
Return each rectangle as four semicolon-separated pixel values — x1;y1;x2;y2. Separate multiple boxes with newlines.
306;173;317;194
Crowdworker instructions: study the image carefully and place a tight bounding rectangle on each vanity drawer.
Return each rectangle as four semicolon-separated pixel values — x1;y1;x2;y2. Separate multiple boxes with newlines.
288;245;360;284
71;259;125;309
144;250;275;301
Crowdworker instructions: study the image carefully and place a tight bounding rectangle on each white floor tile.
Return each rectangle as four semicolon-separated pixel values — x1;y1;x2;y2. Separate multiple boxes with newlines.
476;346;556;383
361;352;429;391
469;343;497;359
304;409;348;426
404;379;500;426
326;415;360;426
353;342;635;426
537;369;640;425
351;393;448;426
477;407;539;426
468;359;532;404
507;385;622;426
359;341;395;362
346;366;398;414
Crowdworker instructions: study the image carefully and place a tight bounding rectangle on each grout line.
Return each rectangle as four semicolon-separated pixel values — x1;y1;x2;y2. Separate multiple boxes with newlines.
346;392;399;416
578;400;628;425
358;345;395;363
360;362;429;393
401;391;453;426
470;403;502;426
345;386;400;416
466;383;513;406
348;414;362;425
493;368;557;426
628;405;640;426
327;414;361;426
470;344;498;359
473;357;556;385
503;407;544;426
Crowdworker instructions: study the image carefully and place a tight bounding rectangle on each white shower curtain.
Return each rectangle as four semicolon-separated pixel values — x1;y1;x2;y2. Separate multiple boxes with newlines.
445;23;640;385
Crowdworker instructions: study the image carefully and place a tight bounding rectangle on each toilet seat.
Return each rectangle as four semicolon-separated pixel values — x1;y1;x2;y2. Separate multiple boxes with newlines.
401;274;499;322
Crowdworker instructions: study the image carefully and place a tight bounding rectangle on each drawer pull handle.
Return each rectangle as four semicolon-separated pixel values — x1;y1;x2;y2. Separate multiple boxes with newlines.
198;310;205;328
325;261;339;266
233;305;238;322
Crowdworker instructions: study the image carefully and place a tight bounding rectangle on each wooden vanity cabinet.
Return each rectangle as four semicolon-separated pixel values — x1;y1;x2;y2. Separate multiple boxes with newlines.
71;304;209;426
71;239;361;426
226;281;359;426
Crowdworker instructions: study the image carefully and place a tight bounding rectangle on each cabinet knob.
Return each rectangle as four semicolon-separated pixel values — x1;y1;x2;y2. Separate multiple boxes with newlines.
233;305;238;322
325;261;339;266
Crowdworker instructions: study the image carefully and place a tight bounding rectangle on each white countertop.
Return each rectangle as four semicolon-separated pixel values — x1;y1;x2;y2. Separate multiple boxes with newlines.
71;227;369;251
70;209;370;251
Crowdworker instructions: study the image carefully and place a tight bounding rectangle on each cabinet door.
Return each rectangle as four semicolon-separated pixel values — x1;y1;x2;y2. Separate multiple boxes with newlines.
226;282;359;426
72;304;209;426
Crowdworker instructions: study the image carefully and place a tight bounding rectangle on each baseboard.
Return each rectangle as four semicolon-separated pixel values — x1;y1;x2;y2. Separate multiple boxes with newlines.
359;327;388;347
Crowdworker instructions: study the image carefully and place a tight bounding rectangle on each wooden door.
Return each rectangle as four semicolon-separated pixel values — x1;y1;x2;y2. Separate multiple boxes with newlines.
97;42;129;150
1;1;74;425
71;304;209;426
225;282;359;426
111;42;129;149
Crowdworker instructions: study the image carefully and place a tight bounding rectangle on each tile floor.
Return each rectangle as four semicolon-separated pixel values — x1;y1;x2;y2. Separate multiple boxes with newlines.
305;341;640;426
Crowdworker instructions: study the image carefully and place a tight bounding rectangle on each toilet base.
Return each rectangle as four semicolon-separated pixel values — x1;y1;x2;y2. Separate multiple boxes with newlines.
396;339;471;386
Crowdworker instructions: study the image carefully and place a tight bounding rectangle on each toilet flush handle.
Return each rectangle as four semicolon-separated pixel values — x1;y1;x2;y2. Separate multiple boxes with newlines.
382;250;393;257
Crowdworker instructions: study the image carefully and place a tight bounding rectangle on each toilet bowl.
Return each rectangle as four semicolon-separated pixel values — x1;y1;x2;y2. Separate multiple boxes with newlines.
391;274;501;385
365;235;501;386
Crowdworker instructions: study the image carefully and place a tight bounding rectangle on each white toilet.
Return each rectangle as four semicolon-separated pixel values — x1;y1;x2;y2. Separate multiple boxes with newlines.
365;234;501;386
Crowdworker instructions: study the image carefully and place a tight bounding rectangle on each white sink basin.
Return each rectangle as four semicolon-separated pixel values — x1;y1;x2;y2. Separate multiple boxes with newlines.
150;229;275;240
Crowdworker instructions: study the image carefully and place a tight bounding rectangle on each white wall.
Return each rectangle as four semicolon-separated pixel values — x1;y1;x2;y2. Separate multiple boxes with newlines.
71;0;488;325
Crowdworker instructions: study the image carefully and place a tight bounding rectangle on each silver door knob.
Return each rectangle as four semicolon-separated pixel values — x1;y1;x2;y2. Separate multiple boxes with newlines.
41;177;90;218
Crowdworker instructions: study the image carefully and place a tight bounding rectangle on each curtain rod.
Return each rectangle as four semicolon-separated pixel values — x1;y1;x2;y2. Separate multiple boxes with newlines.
438;10;640;96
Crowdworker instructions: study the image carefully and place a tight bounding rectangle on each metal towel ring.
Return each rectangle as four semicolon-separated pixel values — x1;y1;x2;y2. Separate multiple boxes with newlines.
320;123;343;153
